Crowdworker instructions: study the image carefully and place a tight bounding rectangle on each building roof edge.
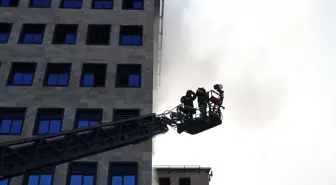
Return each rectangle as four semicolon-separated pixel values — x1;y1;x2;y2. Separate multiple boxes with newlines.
153;165;212;173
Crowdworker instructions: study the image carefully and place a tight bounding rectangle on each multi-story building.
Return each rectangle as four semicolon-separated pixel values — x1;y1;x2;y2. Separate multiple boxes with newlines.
0;0;163;184
154;166;213;185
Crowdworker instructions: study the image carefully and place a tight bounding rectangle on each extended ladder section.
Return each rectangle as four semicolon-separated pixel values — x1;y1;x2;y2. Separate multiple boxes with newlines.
0;113;169;180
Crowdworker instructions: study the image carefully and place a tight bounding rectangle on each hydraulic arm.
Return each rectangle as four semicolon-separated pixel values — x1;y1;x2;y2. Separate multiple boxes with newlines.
0;113;169;180
0;90;224;180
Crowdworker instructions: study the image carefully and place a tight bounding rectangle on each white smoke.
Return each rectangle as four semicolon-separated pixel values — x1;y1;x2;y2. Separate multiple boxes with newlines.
153;0;336;185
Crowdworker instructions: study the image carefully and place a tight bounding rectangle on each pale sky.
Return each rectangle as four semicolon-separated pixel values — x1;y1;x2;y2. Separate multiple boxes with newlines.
152;0;336;185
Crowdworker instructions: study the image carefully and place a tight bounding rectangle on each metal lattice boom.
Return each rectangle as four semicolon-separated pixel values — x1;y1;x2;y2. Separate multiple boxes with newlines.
0;113;169;180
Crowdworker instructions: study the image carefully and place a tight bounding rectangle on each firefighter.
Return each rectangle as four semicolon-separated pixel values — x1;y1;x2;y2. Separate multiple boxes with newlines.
196;87;209;118
208;84;224;114
180;90;197;119
213;84;224;106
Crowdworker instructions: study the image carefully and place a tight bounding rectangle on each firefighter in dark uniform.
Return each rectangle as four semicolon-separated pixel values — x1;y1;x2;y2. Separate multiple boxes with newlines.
210;84;224;114
213;84;224;106
196;87;209;118
180;90;197;119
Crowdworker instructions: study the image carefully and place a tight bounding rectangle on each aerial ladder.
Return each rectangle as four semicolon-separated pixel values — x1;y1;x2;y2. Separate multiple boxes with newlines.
0;88;224;181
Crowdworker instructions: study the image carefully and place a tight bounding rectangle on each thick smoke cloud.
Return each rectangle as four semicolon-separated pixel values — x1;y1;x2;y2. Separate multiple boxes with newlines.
155;0;290;127
153;0;336;185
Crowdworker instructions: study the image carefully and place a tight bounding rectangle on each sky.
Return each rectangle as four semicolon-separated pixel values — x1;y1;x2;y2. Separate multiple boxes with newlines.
152;0;336;185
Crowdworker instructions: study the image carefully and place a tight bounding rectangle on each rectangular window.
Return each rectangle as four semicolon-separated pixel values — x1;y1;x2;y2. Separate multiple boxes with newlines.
119;25;142;46
86;25;111;45
0;23;13;43
74;109;102;129
115;64;141;88
159;178;170;185
52;24;78;45
91;0;113;9
29;0;51;8
19;24;46;44
60;0;82;8
7;62;37;86
0;0;19;7
0;107;26;135
67;162;97;185
179;178;191;185
0;179;9;185
80;63;107;87
122;0;143;10
113;109;140;121
34;108;64;135
43;63;72;86
109;163;138;185
22;167;55;185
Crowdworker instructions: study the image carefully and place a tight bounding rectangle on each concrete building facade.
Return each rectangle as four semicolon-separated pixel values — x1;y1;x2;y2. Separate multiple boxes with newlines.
154;166;213;185
0;0;163;184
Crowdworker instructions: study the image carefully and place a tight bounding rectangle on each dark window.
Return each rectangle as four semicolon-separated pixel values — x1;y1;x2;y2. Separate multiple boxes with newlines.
159;178;170;185
179;178;190;185
113;109;140;121
109;163;137;185
60;0;82;8
29;0;51;8
115;64;141;88
67;162;97;185
86;25;110;45
0;0;19;7
7;62;37;86
0;107;26;135
34;108;64;135
0;179;10;185
0;23;13;43
119;25;142;46
19;24;46;44
92;0;112;9
80;63;107;87
74;109;102;129
52;24;78;45
22;167;55;185
122;0;143;10
43;63;72;86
